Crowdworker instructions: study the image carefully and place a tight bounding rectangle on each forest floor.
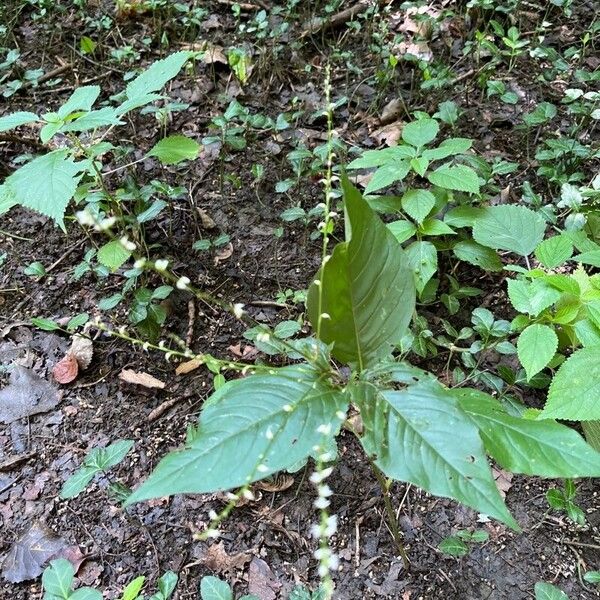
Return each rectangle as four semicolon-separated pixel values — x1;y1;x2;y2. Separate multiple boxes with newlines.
0;1;599;599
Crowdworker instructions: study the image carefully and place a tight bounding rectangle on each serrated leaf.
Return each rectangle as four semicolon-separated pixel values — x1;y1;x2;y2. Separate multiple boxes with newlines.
200;576;233;600
126;51;190;100
97;240;131;271
70;589;103;600
455;389;600;477
401;188;435;224
125;365;347;503
147;134;201;165
57;86;100;118
4;150;84;229
517;324;558;380
31;317;60;331
386;219;417;243
42;559;74;599
472;205;546;256
438;537;469;556
542;348;600;421
453;240;503;271
535;235;573;269
347;146;415;169
364;159;411;194
402;118;439;147
572;250;600;267
121;575;145;600
307;177;415;367
419;218;455;236
534;582;569;600
427;164;480;194
354;381;517;528
405;240;437;294
0;111;39;132
507;279;560;316
422;137;472;161
62;107;123;132
0;184;18;216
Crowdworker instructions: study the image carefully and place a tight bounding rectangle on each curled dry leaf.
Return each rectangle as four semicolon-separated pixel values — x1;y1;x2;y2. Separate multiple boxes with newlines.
493;467;513;499
175;358;203;375
53;354;79;384
255;473;294;493
213;242;233;266
119;369;165;389
197;208;216;229
69;334;93;369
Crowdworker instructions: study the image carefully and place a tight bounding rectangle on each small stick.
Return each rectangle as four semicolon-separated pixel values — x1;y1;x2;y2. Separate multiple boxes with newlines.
302;0;373;36
186;298;196;348
147;396;185;422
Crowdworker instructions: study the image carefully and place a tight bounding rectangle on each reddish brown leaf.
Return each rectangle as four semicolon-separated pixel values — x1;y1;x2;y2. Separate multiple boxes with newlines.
53;353;79;384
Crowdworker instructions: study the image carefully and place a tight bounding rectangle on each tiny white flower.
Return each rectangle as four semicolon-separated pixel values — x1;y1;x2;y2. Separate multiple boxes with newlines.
335;410;346;420
120;236;136;251
313;279;321;287
75;210;95;226
242;489;255;501
265;428;274;440
257;464;269;473
233;303;245;319
256;332;271;343
204;528;221;539
282;404;293;412
314;497;330;509
176;276;191;290
134;258;146;269
165;352;173;362
318;484;333;498
155;259;169;271
208;510;218;520
317;423;332;435
320;313;331;320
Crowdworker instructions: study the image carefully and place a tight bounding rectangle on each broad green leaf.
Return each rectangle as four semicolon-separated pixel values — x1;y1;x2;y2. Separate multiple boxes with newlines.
472;205;546;256
61;440;133;499
405;241;437;294
121;576;145;600
444;206;484;227
455;389;600;477
116;93;163;116
147;135;201;165
42;559;74;599
542;274;580;295
57;85;100;118
386;219;416;244
70;589;103;600
573;250;600;267
60;466;96;499
126;51;190;100
31;317;60;331
136;199;167;223
62;107;123;132
542;348;600;420
427;164;480;194
419;218;455;236
410;156;429;176
0;184;18;216
401;188;435;224
0;111;39;132
422;137;472;161
517;324;558;380
582;421;600;452
534;582;569;600
200;576;233;600
402;118;439;147
507;279;560;316
354;381;517;527
97;240;132;271
535;235;573;269
573;319;600;347
125;365;347;503
156;571;178;598
307;177;415;367
347;146;415;170
438;537;469;556
453;240;503;272
364;159;411;194
4;150;84;229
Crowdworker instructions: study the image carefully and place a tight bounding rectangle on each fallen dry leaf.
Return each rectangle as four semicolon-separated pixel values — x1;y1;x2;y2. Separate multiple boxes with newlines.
255;474;294;493
493;467;513;499
201;541;251;576
213;242;233;266
248;557;281;600
119;369;165;389
53;353;79;384
1;521;73;583
69;335;93;370
0;365;61;424
175;358;203;375
198;208;216;229
371;122;403;147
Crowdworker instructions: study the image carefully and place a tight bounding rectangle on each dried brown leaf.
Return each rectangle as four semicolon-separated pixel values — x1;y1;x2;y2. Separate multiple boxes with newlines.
493;467;513;499
119;369;165;389
198;208;216;229
201;541;251;576
53;354;79;384
213;242;233;266
175;358;203;375
255;474;294;493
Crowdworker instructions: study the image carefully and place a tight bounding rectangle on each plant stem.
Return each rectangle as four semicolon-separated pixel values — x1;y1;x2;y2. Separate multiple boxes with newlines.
370;461;410;570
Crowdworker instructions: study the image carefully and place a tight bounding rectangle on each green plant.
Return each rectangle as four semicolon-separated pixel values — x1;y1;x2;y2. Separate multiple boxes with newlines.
42;560;177;600
199;576;257;600
534;581;569;600
60;439;133;499
438;529;489;557
546;479;585;526
123;178;600;566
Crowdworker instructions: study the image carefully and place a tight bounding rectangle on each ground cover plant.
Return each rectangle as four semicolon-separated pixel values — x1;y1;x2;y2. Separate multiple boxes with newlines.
1;1;600;599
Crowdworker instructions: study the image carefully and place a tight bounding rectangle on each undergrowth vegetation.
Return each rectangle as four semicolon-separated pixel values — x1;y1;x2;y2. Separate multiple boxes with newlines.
0;0;599;598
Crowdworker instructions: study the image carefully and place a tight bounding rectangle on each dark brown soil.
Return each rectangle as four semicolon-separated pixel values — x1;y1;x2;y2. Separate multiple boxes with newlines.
1;1;599;599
